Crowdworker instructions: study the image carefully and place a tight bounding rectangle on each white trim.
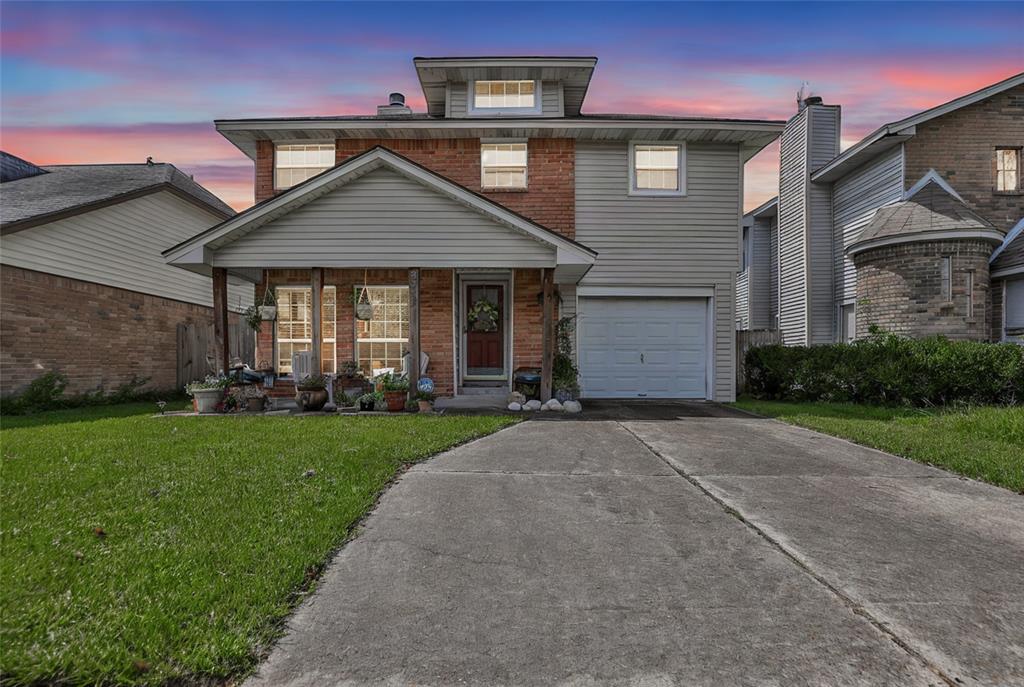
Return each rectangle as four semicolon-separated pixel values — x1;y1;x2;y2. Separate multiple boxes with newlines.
467;79;543;117
990;217;1024;264
165;147;596;268
706;294;715;401
577;285;715;298
846;228;1005;257
451;269;458;396
904;169;965;203
628;141;686;197
459;276;511;382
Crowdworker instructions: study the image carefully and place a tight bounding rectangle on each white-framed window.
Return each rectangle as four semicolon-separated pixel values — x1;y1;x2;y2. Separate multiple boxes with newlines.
275;143;335;190
629;142;685;195
275;286;337;375
469;80;541;115
996;148;1020;192
481;142;528;189
355;286;410;376
941;256;952;302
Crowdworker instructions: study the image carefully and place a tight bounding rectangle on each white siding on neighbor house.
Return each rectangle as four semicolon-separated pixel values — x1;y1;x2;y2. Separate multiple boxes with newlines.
447;81;563;117
574;141;742;401
1;191;253;310
807;106;840;344
212;168;555;269
735;268;749;329
832;145;904;308
778;111;809;345
768;216;779;328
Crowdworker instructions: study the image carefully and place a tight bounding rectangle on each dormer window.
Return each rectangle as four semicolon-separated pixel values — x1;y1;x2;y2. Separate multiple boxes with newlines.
469;80;542;115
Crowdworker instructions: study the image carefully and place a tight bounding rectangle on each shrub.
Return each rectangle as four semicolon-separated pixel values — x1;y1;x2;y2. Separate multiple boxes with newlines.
745;330;1024;406
2;372;175;415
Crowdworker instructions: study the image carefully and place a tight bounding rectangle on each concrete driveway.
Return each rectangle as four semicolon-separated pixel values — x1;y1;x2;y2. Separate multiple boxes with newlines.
248;410;1024;687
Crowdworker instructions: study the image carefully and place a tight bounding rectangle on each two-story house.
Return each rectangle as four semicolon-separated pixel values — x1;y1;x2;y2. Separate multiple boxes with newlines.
736;72;1024;344
166;56;783;402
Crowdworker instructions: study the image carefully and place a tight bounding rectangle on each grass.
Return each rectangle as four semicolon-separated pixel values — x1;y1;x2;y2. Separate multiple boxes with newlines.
1;402;517;686
733;399;1024;493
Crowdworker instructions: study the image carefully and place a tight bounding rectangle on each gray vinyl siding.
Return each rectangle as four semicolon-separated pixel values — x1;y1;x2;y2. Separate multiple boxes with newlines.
768;216;779;328
1;191;252;309
574;141;742;401
778;111;809;345
749;219;773;328
832;146;904;306
447;80;562;118
212;168;554;269
736;269;749;329
559;283;577;357
807;106;839;344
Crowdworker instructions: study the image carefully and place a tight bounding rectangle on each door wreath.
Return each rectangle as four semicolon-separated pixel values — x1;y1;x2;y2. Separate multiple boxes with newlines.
468;298;500;332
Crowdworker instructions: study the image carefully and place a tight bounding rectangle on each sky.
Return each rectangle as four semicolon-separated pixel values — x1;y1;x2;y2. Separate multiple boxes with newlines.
1;1;1021;212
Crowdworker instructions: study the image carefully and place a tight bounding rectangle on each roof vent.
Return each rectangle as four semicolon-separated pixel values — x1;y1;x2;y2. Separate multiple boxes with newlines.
378;92;412;116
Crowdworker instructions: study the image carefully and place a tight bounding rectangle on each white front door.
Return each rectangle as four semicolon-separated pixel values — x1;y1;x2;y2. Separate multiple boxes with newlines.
578;297;709;399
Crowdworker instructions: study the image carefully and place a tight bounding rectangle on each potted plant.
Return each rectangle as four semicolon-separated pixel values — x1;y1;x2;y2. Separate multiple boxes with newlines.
185;375;229;413
378;372;409;412
257;286;277;321
228;384;267;412
553;316;580;402
336;361;370;399
415;389;435;413
357;391;382;412
353;287;374;321
243;304;263;333
295;374;329;412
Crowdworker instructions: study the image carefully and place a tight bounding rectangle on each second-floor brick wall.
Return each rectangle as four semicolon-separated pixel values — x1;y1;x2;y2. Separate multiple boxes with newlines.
255;137;576;238
903;85;1024;232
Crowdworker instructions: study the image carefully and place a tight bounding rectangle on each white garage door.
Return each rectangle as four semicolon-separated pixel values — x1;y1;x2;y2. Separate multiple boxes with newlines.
578;297;709;399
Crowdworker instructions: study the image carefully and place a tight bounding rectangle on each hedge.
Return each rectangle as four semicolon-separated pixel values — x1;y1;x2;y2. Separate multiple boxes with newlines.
744;331;1024;406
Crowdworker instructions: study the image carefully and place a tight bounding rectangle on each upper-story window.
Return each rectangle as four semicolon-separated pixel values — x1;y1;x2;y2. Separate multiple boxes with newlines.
630;142;685;196
469;80;541;115
275;144;335;190
996;147;1020;192
481;142;528;189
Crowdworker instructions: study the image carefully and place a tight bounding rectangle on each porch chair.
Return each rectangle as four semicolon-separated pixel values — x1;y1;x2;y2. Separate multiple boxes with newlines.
401;350;430;378
291;351;313;382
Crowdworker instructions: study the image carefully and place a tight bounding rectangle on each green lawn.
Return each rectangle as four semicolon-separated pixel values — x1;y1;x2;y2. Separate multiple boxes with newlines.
1;402;516;686
733;399;1024;493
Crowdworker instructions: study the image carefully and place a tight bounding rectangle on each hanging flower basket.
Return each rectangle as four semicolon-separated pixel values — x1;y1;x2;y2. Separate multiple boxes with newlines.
355;278;373;321
258;305;277;321
468;298;500;332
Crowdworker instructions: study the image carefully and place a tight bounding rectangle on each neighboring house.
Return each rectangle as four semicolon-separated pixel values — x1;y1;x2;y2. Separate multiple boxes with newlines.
991;219;1024;342
737;197;778;331
738;72;1024;344
166;56;784;401
0;152;252;396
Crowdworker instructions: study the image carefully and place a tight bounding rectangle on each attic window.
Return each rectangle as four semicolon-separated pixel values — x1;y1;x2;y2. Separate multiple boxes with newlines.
470;80;540;114
275;144;335;190
996;148;1020;192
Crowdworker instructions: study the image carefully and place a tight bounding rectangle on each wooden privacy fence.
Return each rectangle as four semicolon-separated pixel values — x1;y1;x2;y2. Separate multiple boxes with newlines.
736;329;782;394
176;322;255;387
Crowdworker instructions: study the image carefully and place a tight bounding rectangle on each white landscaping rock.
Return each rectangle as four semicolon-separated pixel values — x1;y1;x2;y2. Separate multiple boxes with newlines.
507;391;527;405
545;399;563;412
507;402;522;411
563;400;582;414
524;399;542;411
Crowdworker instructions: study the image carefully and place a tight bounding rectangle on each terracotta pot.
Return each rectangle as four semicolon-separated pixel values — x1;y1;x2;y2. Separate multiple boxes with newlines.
384;390;407;412
295;387;328;412
418;400;432;413
246;397;266;412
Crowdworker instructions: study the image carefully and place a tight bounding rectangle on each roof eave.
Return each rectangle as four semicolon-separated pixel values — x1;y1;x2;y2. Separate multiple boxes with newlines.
846;227;1006;258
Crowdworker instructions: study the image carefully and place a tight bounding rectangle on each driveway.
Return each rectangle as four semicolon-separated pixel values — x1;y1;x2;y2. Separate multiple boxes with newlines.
248;410;1024;686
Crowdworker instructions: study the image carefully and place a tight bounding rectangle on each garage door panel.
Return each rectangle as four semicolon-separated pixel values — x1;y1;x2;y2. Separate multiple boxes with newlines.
579;297;708;399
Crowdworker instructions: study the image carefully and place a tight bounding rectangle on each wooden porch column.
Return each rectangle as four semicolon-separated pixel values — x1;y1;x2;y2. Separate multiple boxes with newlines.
212;267;229;375
408;268;421;395
540;267;555;402
310;267;323;375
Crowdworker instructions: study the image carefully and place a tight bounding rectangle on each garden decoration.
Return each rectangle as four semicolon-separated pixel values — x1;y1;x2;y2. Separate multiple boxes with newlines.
468;297;500;332
295;374;329;412
417;377;435;395
355;269;373;320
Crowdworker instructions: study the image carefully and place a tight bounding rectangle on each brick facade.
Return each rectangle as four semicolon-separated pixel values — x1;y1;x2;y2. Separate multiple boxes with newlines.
1;265;236;397
903;85;1024;232
854;240;993;340
254;137;576;238
255;267;546;397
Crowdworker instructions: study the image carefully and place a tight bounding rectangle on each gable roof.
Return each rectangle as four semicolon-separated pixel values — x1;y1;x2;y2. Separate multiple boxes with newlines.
1;159;234;233
813;71;1024;182
991;218;1024;277
413;56;598;117
1;151;47;183
164;146;596;275
846;178;1004;257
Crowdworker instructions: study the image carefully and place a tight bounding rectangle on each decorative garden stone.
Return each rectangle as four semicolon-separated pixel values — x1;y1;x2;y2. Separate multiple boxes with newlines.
524;399;542;411
545;399;563;412
564;400;582;414
507;391;527;405
507;402;522;411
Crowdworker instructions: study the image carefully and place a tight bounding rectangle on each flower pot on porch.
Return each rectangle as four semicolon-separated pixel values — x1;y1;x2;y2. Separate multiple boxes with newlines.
246;396;267;413
417;399;433;413
295;388;328;412
355;303;374;320
257;305;277;321
192;388;223;414
384;391;407;412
